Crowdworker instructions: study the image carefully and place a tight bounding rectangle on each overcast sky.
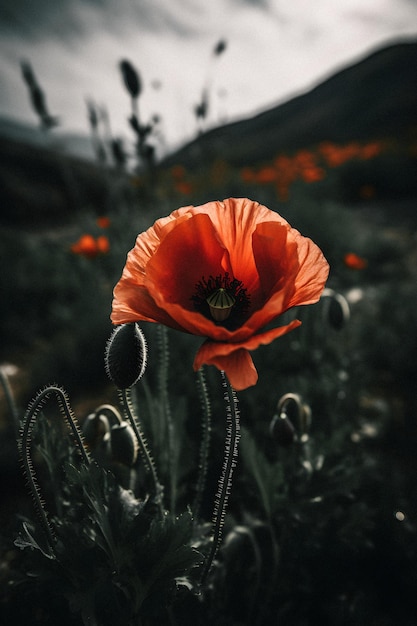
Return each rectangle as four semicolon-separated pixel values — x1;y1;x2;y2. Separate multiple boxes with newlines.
1;0;416;151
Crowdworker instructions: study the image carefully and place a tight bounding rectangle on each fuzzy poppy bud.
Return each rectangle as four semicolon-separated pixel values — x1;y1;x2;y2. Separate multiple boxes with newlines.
110;422;138;466
270;413;296;447
120;59;141;98
82;412;110;448
105;323;147;389
271;393;312;445
322;289;350;330
328;293;350;330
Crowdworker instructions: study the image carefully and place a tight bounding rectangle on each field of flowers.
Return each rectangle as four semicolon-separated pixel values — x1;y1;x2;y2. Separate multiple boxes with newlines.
1;57;417;626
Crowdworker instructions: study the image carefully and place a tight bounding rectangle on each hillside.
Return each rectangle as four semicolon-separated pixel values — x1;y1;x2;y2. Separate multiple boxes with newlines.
162;39;417;169
1;39;416;227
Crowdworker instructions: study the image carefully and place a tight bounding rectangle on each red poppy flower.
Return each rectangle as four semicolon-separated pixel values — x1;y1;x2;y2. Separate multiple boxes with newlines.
111;198;329;390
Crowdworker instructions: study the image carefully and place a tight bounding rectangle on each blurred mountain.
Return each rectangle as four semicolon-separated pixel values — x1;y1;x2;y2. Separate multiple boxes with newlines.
0;125;111;226
0;116;96;161
162;39;417;169
1;39;416;225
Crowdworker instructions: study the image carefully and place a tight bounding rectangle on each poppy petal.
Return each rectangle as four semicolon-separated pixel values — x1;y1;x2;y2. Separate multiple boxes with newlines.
251;220;298;305
286;231;330;307
193;319;301;390
146;212;230;309
194;347;258;390
111;284;185;329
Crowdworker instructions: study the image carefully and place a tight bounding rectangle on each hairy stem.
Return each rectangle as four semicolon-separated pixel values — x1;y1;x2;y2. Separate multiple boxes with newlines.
201;371;240;585
157;324;175;512
193;367;212;520
19;385;90;555
119;388;163;508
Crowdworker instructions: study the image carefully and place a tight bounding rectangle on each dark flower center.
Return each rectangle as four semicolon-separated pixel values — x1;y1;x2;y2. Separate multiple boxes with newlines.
191;272;250;329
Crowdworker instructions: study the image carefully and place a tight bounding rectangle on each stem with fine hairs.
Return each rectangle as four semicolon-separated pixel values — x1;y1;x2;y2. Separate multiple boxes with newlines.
193;367;212;520
19;385;90;556
119;387;163;509
200;370;240;585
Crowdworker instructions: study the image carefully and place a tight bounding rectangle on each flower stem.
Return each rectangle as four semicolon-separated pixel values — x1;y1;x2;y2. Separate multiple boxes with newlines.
157;324;175;512
0;367;19;434
193;367;212;520
19;385;90;556
200;370;240;585
119;387;163;508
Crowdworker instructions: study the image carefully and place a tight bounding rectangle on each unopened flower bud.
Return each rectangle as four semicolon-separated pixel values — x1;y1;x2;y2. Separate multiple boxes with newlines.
271;393;312;445
110;422;138;466
105;323;147;389
328;293;350;330
82;412;110;448
120;59;141;98
270;412;296;447
322;289;350;330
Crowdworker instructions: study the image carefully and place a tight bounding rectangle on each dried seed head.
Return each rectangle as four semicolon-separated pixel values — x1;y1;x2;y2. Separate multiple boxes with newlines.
110;422;138;466
105;323;147;389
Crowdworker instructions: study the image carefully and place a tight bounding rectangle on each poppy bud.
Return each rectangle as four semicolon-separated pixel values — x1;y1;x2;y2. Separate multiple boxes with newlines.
105;323;147;389
120;59;141;98
110;422;138;466
272;393;312;445
323;291;350;330
270;412;296;447
82;411;110;448
213;40;227;56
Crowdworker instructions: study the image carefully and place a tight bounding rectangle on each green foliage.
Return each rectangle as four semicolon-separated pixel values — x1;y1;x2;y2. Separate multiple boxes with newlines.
10;412;202;626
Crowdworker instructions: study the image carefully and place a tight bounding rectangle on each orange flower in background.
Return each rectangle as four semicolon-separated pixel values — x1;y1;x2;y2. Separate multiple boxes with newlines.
344;252;368;270
359;141;384;160
174;180;194;195
300;167;326;184
71;234;98;258
96;216;111;229
96;235;110;254
240;167;255;183
111;198;329;390
71;234;110;258
255;166;277;184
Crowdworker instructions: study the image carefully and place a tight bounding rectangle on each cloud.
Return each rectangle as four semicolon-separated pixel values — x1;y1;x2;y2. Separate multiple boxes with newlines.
0;0;204;41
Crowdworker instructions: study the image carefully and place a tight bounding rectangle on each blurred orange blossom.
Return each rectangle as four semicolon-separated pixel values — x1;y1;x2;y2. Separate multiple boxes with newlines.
96;216;111;229
344;252;368;270
111;198;329;390
71;234;110;258
71;234;98;258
